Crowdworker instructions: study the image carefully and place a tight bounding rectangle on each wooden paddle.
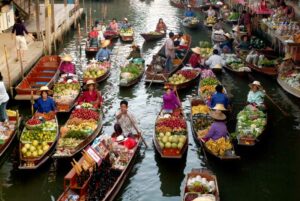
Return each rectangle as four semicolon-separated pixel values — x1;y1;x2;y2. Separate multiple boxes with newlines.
31;90;34;116
126;113;148;148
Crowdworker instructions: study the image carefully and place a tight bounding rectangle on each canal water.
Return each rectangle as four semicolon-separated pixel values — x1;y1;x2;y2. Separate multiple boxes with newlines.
1;0;300;200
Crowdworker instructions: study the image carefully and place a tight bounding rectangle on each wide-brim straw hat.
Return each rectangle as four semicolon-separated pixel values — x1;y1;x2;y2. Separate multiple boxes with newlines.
61;54;73;62
86;79;96;86
37;86;53;95
249;80;262;89
124;17;128;21
209;110;226;121
101;40;110;48
212;103;227;111
224;33;231;38
283;53;292;61
191;47;201;55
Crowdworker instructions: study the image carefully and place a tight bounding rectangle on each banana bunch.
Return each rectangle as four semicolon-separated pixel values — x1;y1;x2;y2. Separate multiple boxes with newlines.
6;109;17;117
192;105;210;115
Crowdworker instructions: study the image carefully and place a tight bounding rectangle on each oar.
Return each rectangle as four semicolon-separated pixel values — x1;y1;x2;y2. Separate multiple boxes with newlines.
126;113;148;148
31;90;34;116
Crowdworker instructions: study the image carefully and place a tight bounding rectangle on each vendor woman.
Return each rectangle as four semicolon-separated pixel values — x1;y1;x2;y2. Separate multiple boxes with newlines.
278;53;296;74
203;110;228;141
34;86;56;113
162;86;181;113
59;54;75;74
247;81;265;109
127;44;141;60
77;80;103;108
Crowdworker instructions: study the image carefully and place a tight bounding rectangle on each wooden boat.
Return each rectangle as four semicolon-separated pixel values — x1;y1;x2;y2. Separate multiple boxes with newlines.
182;168;220;201
223;64;248;76
190;98;240;160
169;0;220;11
53;75;81;113
0;112;21;158
15;56;61;100
119;62;145;87
83;61;111;84
277;75;300;98
57;133;141;201
103;30;119;40
153;107;188;159
203;21;215;29
140;32;166;41
19;114;59;169
145;34;192;84
85;40;100;57
182;18;200;29
164;69;201;90
52;108;103;159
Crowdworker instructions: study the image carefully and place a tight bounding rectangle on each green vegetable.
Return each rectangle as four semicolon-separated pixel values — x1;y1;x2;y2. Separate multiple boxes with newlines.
64;130;88;140
200;77;219;87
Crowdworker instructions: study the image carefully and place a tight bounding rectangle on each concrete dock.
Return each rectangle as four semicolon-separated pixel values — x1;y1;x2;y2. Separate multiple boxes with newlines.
0;3;83;93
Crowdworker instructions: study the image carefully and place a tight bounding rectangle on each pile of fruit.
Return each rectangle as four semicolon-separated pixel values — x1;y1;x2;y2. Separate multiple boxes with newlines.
55;108;100;156
236;106;267;138
53;81;80;105
83;61;110;79
199;77;219;100
223;54;247;71
279;70;300;91
192;102;213;139
155;110;187;154
168;70;198;85
206;16;217;25
205;137;233;156
228;11;239;21
120;28;134;36
20;120;57;158
199;41;213;59
120;63;143;83
6;109;17;117
187;175;216;194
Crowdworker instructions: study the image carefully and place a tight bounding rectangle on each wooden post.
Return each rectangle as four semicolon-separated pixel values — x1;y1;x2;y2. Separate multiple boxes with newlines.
28;0;31;16
89;7;92;31
50;0;56;53
85;14;88;33
78;23;81;56
35;0;40;40
19;54;24;79
3;45;13;96
45;0;51;54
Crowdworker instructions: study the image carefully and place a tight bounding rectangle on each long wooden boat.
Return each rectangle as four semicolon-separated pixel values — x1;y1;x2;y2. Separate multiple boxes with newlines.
182;18;200;29
277;75;300;98
19;114;59;169
223;64;250;76
104;30;119;40
85;40;100;57
182;168;220;201
164;68;201;90
203;21;215;29
53;75;81;113
153;107;188;159
140;32;166;41
83;61;111;84
52;108;103;159
119;62;145;87
236;106;268;146
57;133;141;201
190;98;240;160
169;0;220;11
0;112;21;158
15;55;61;100
145;34;191;84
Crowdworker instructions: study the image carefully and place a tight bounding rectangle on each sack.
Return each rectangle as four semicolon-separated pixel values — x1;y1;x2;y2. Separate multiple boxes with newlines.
123;138;137;149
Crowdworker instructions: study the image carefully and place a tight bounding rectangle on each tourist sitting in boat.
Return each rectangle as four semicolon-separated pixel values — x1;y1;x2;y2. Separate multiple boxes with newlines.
247;81;265;109
116;100;140;137
88;26;99;47
108;18;119;32
188;47;202;68
0;73;9;123
34;86;56;114
203;110;228;141
219;33;234;53
184;5;195;17
162;85;181;114
59;54;75;75
278;53;296;74
237;35;252;51
210;85;229;109
156;18;167;33
77;80;103;108
205;49;225;69
127;44;141;60
205;5;216;17
95;40;112;62
121;18;131;30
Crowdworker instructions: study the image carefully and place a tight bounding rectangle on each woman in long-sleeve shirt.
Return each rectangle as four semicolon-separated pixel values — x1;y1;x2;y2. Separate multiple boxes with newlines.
203;111;227;141
162;86;181;113
77;80;103;108
34;86;56;113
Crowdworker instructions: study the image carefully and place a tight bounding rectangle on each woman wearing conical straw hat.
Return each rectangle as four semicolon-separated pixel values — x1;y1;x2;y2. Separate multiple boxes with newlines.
76;80;103;108
59;54;75;75
95;40;112;62
203;109;228;141
34;86;56;114
189;47;202;68
247;80;265;110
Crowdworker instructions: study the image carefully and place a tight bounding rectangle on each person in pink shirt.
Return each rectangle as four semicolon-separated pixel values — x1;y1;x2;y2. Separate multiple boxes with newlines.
77;80;103;108
59;54;75;74
162;86;181;113
109;18;119;32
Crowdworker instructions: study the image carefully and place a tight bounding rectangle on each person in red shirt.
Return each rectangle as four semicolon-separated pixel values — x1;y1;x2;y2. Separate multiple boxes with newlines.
188;47;202;68
88;26;99;47
77;80;103;108
239;10;252;37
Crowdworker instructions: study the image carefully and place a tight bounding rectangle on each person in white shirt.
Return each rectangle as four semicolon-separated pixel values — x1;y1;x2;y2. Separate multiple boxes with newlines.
0;73;9;122
206;6;216;17
205;49;225;69
115;100;140;136
165;32;176;72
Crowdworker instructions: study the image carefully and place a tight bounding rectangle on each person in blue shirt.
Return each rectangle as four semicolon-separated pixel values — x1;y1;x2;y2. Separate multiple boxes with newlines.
184;5;195;17
210;84;229;109
34;86;56;113
121;18;131;30
96;40;112;61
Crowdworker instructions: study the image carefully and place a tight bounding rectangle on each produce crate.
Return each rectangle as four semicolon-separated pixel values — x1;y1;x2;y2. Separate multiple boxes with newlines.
238;136;256;146
57;104;71;112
